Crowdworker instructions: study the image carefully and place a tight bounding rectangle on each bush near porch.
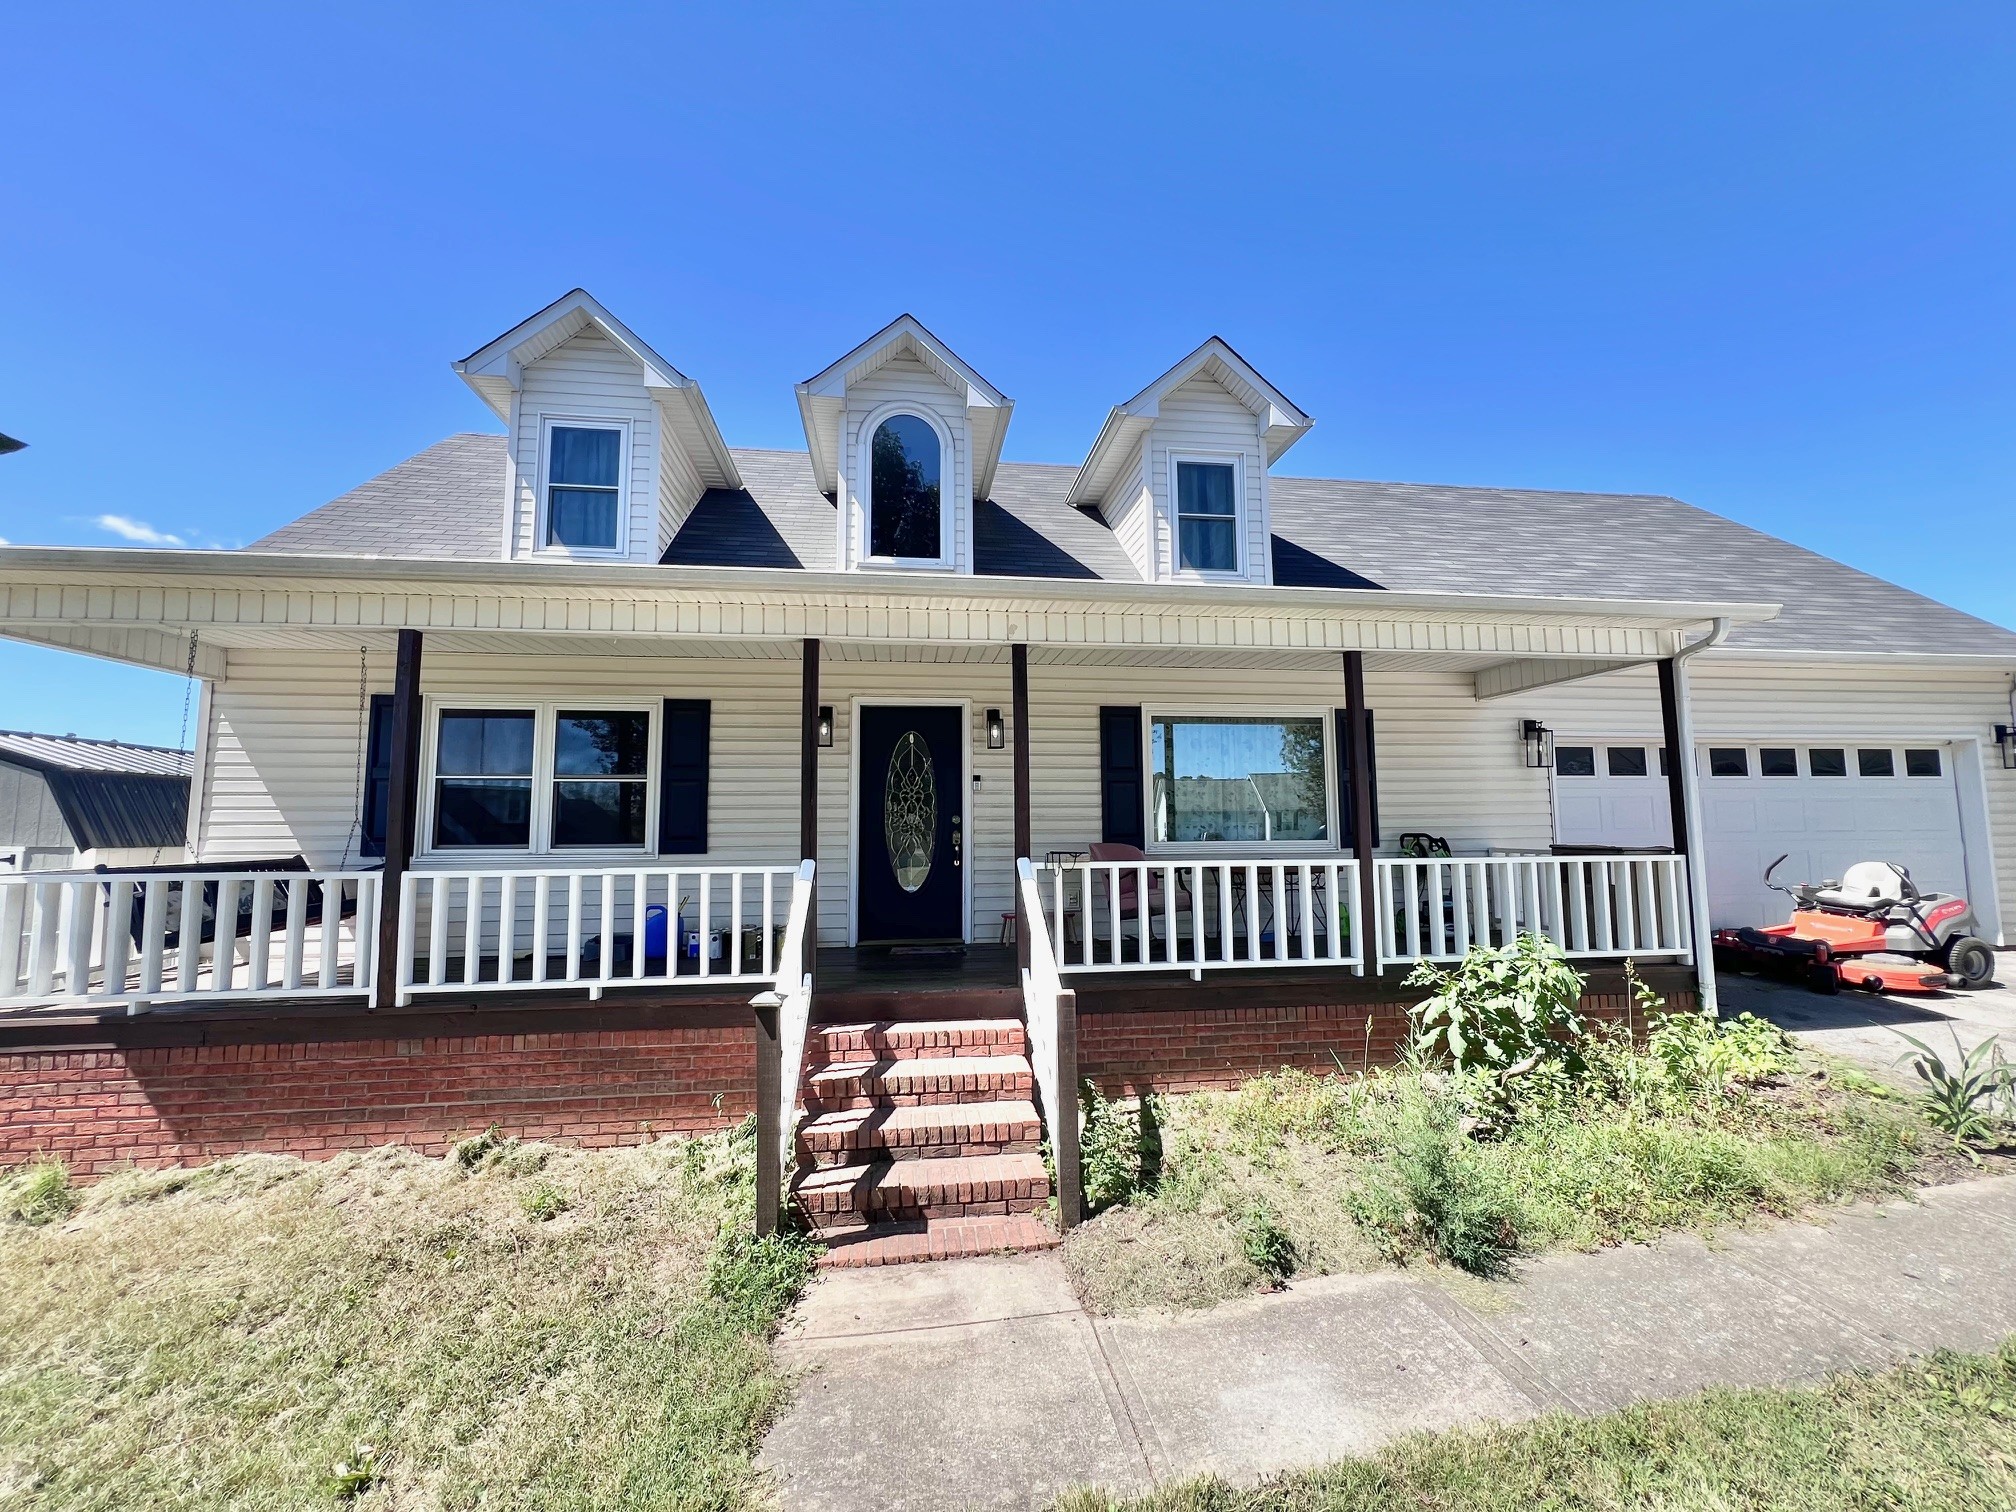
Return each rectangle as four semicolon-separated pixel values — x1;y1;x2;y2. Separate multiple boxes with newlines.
1062;946;1934;1317
0;1121;811;1511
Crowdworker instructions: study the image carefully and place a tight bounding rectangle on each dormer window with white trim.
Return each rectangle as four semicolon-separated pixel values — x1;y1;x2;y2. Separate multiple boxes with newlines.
868;413;945;562
543;421;626;551
1174;458;1240;574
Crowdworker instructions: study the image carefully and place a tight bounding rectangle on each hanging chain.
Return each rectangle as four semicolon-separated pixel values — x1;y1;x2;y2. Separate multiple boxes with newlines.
156;631;201;864
340;644;369;869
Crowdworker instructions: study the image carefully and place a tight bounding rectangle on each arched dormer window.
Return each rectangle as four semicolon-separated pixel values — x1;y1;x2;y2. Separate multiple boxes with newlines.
868;413;942;561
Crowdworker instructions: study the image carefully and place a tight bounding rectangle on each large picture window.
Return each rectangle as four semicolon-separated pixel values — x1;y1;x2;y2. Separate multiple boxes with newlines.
1175;460;1238;573
868;413;942;560
427;705;655;853
1149;714;1328;844
545;423;623;550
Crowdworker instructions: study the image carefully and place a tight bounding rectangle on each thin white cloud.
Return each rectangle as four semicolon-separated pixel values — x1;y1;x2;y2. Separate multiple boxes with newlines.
93;514;186;547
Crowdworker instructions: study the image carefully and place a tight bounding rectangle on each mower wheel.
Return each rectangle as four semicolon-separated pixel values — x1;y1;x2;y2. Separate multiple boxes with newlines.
1944;936;1997;990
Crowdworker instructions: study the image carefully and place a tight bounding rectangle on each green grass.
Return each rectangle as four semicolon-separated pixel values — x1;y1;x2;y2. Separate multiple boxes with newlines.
0;1120;812;1510
1063;1031;1925;1315
1058;1339;2016;1510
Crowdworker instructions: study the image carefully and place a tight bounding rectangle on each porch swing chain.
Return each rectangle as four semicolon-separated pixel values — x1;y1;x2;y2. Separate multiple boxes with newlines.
339;645;368;869
156;631;201;865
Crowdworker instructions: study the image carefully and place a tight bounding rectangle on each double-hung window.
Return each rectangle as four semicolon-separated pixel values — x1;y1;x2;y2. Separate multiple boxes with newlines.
1174;460;1239;573
1149;714;1329;844
429;705;655;852
544;423;623;550
552;711;651;847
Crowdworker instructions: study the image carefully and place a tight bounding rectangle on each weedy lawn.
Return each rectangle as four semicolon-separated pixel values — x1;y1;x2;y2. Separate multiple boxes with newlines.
0;1121;811;1512
1063;991;1930;1315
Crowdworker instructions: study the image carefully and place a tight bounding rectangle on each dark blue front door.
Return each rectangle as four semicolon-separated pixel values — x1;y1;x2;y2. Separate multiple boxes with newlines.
857;705;964;944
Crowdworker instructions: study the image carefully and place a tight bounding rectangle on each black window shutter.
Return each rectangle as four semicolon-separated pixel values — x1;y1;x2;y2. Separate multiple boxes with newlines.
1098;706;1146;847
1334;708;1380;850
360;693;394;858
659;699;710;854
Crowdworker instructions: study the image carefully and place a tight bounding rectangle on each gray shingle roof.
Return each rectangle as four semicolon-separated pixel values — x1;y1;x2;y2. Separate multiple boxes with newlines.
245;434;2016;659
251;433;504;560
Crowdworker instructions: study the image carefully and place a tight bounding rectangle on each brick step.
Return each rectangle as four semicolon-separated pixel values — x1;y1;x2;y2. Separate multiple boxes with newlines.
792;1150;1051;1222
816;1214;1061;1269
802;1054;1033;1111
808;1018;1027;1064
796;1098;1041;1168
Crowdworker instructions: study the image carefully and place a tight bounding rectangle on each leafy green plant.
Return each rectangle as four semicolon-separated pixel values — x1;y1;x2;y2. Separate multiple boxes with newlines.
1;1159;77;1226
1234;1202;1297;1285
1407;932;1588;1082
1650;1009;1795;1094
450;1126;516;1173
705;1228;816;1334
1080;1079;1161;1214
1892;1027;2012;1158
325;1441;384;1501
519;1180;569;1222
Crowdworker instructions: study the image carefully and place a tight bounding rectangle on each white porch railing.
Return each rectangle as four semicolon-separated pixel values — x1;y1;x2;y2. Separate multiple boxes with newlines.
0;870;379;1010
762;860;817;1191
1033;858;1365;976
1017;858;1080;1227
1374;854;1693;966
394;864;804;1006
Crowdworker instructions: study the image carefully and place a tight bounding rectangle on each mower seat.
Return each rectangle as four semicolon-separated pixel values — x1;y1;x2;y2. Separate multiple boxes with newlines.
1813;861;1910;913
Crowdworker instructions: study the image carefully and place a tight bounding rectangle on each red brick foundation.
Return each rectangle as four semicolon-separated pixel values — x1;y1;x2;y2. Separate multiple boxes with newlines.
1079;987;1696;1095
0;1028;755;1177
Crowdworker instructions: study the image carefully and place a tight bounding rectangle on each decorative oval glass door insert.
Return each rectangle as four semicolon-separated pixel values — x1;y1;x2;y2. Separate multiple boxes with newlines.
884;730;937;892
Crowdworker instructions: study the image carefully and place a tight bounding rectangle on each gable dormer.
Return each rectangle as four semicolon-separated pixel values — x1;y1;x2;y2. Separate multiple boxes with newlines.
454;291;740;564
1066;338;1311;586
795;316;1012;574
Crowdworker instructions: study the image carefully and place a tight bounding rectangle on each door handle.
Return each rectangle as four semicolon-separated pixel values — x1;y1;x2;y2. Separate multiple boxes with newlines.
952;815;962;868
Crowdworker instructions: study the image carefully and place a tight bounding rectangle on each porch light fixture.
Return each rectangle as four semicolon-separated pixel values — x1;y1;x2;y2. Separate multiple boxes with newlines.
1521;719;1555;769
1996;724;2016;770
817;706;834;748
985;708;1005;750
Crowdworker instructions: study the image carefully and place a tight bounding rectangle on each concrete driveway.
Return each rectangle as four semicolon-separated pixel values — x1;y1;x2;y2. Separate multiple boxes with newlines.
1723;947;2016;1080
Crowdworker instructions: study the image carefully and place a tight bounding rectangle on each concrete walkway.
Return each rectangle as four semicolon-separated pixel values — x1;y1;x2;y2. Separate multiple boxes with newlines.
761;1174;2016;1510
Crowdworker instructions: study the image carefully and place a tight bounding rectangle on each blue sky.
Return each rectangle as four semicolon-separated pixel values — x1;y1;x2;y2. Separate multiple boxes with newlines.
2;3;2010;748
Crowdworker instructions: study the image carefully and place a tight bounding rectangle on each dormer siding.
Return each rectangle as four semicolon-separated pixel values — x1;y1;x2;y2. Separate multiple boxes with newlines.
508;329;661;563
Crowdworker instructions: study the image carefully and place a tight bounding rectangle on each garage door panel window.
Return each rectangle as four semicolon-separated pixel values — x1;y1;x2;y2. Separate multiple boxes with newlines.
1606;747;1648;777
1760;747;1798;777
1906;748;1942;778
1809;748;1848;777
1555;746;1596;777
1708;748;1749;777
1857;748;1896;778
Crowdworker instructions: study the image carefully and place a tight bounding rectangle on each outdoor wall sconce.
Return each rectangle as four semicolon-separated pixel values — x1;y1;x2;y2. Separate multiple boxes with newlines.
1996;724;2016;770
817;706;834;748
986;709;1006;750
1520;719;1555;769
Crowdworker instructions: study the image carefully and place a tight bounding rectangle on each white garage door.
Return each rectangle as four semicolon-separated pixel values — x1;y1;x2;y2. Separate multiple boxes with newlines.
1553;740;1969;929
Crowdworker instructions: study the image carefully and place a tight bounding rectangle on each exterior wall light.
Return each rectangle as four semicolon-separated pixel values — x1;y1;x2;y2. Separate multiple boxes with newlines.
986;708;1005;750
1520;719;1555;770
1996;724;2016;770
817;706;834;748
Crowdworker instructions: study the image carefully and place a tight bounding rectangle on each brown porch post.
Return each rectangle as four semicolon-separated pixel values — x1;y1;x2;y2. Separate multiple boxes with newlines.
752;997;781;1236
799;636;820;976
1342;651;1378;966
1012;643;1032;970
373;629;423;1008
1657;657;1689;856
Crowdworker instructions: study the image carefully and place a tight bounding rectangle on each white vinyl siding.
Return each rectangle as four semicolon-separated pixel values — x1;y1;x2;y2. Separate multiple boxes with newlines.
191;650;2014;949
1101;439;1153;581
839;354;972;574
1147;375;1270;585
509;329;659;563
655;419;705;556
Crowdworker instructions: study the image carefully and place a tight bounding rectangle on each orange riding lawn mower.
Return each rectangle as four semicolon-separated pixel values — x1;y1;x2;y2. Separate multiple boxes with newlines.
1713;856;1998;995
